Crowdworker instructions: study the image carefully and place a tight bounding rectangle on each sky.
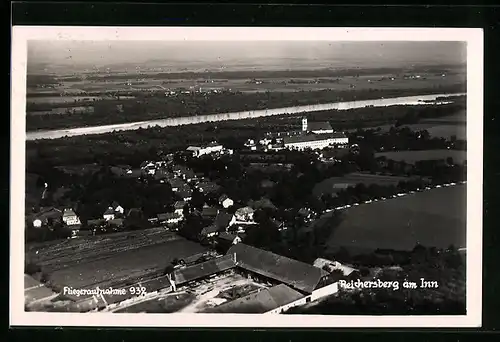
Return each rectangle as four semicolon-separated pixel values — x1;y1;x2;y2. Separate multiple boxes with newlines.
27;41;467;74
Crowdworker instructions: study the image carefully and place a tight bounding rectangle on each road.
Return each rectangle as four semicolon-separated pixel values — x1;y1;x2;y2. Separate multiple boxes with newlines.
26;93;464;141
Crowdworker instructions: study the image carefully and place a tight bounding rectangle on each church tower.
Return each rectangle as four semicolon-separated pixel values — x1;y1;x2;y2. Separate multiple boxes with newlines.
302;117;308;132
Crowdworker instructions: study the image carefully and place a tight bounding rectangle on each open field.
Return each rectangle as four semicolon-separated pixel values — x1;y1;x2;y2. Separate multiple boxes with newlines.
26;72;464;103
326;185;466;254
313;173;412;197
27;229;207;290
375;150;467;164
347;109;467;140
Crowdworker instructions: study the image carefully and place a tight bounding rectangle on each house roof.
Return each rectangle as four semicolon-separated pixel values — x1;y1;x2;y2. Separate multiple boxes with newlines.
201;224;220;235
197;181;219;192
111;201;120;209
174;201;186;210
307;121;333;132
173;254;237;286
218;232;238;241
227;243;329;294
313;258;358;277
219;194;230;202
158;213;180;221
210;284;304;313
63;208;77;217
202;207;219;217
103;207;115;216
235;206;254;216
249;198;277;210
215;211;234;230
178;190;193;199
283;133;334;145
34;207;62;221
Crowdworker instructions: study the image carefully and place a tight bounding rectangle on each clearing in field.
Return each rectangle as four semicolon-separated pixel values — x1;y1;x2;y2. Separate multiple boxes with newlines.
326;184;466;254
375;149;466;164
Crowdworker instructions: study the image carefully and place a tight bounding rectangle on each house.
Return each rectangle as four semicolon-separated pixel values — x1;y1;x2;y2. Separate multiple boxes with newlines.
169;178;186;192
183;169;196;182
298;207;313;219
199;224;220;240
234;206;255;222
248;198;277;211
103;207;115;221
214;211;236;232
270;218;286;231
218;232;242;247
201;206;219;220
174;201;186;216
219;194;234;209
31;207;63;228
227;243;330;295
110;201;124;215
62;208;81;226
157;213;183;225
123;168;143;178
196;181;220;194
177;189;193;202
186;142;224;158
313;258;358;277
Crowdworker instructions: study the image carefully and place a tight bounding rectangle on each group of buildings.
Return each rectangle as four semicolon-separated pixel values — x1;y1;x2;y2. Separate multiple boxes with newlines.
245;117;349;152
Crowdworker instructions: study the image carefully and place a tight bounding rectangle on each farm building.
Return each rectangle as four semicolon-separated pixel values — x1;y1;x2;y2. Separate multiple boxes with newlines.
186;141;224;158
226;244;330;295
157;213;183;225
210;284;304;314
172;254;237;288
313;258;358;277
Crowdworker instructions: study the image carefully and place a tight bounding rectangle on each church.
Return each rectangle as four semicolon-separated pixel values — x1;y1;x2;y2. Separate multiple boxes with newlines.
282;117;349;151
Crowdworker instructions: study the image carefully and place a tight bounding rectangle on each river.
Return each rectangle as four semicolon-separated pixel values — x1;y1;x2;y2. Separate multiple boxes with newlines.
26;92;465;141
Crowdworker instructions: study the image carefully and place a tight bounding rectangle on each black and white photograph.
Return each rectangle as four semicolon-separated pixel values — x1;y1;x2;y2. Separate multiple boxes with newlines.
10;27;483;327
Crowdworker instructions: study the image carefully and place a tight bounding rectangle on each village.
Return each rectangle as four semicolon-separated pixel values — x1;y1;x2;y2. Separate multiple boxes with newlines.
24;112;466;314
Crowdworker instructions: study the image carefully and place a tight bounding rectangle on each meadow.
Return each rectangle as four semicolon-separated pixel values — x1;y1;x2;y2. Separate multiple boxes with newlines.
375;150;467;164
325;185;466;254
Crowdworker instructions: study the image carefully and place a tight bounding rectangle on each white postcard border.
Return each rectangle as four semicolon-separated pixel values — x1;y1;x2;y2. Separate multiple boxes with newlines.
10;27;483;328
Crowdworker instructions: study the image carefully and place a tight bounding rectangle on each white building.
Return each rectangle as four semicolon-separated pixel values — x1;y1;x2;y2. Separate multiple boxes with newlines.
186;142;224;157
103;207;115;221
219;194;234;209
283;133;348;151
62;208;81;226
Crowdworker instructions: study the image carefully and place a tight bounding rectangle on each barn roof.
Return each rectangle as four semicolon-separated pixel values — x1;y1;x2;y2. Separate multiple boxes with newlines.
227;243;328;294
210;284;303;313
173;254;236;285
